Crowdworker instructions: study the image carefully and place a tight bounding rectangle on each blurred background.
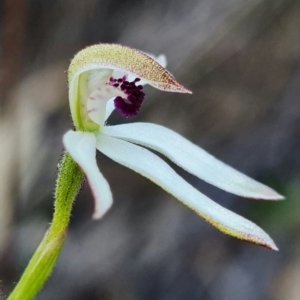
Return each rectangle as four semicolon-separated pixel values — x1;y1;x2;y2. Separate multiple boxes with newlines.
0;0;300;299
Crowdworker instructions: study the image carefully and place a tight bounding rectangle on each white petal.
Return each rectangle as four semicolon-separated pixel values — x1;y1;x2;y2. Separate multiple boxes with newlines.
87;74;124;127
63;130;113;219
103;123;283;200
105;97;116;121
96;134;278;250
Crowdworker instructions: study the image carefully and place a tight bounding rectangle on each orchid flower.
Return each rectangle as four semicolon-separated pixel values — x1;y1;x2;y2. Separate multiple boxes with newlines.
63;44;283;250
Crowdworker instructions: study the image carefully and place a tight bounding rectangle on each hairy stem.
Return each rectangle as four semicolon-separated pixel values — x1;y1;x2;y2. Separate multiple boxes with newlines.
8;152;84;300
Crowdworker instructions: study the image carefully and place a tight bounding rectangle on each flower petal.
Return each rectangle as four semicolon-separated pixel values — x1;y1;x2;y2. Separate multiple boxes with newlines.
127;52;167;84
63;130;113;219
96;134;278;250
103;123;283;200
68;44;191;94
142;52;167;68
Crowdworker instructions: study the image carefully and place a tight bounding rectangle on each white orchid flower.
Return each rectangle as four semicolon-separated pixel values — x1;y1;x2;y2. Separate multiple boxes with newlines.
63;44;283;250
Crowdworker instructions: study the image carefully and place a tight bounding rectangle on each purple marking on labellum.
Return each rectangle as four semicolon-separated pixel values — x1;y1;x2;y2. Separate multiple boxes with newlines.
114;96;142;117
108;76;145;117
87;108;97;113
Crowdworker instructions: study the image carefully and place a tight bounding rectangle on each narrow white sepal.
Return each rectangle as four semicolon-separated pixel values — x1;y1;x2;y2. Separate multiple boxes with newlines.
63;130;113;219
103;123;284;201
96;134;278;250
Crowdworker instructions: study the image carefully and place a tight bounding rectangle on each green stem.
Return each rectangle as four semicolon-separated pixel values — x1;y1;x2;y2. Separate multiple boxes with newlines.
8;152;84;300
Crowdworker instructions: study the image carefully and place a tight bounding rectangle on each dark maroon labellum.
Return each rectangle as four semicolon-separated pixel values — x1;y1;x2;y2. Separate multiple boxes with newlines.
112;77;145;117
